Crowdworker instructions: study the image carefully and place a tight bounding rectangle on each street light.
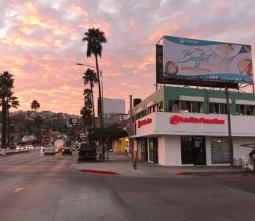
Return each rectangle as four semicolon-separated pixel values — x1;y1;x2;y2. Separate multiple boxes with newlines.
76;62;104;128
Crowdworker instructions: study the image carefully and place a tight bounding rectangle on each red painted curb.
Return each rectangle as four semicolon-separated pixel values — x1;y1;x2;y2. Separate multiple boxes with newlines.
174;172;190;176
79;169;120;176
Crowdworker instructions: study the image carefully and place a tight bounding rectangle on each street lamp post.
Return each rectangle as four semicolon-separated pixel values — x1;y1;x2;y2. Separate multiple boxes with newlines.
77;63;104;128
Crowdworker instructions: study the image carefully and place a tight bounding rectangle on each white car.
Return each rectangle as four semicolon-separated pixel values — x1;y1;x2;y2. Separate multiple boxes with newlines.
16;146;24;151
44;146;55;155
25;145;34;150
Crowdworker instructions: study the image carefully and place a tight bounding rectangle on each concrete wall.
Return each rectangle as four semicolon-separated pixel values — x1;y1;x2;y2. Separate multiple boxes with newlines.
136;135;255;167
164;136;182;166
158;136;166;165
158;135;255;166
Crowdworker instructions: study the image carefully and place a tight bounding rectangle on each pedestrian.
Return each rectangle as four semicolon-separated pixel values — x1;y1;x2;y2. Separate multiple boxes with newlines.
102;142;105;161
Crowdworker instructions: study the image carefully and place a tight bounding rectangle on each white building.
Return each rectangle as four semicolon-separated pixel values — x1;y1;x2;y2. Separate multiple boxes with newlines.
129;86;255;167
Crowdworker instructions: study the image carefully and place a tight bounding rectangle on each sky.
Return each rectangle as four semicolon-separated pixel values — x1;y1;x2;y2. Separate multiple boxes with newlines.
1;0;255;115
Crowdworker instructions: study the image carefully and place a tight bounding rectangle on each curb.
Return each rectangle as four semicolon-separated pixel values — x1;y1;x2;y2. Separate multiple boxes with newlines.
79;169;121;176
0;150;30;156
174;170;253;176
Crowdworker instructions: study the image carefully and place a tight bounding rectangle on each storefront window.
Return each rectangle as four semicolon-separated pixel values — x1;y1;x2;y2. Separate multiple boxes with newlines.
192;101;203;113
180;101;203;113
236;105;255;116
157;101;163;112
169;100;180;113
136;110;147;120
180;100;191;112
211;138;230;163
209;103;227;114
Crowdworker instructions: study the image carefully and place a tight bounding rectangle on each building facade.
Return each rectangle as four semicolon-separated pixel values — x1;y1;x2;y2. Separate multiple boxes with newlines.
130;86;255;167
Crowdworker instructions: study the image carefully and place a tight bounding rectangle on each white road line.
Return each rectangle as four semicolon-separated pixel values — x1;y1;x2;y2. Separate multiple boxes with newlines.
14;187;24;193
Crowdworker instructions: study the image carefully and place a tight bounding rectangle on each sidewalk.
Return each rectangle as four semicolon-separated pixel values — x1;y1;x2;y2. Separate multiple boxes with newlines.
74;152;251;177
0;150;30;156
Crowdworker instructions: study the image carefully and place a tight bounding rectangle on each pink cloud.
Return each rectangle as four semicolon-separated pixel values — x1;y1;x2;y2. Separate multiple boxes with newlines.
1;0;255;115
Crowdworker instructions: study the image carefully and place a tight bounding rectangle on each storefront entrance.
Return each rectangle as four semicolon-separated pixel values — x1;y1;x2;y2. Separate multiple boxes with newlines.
181;136;206;165
149;137;158;164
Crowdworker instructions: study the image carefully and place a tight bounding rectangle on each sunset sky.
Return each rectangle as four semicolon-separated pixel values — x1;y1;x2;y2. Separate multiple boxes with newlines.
1;0;255;115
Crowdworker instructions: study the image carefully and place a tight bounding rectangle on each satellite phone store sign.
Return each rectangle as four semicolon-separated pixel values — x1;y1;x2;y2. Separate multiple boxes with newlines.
162;36;253;84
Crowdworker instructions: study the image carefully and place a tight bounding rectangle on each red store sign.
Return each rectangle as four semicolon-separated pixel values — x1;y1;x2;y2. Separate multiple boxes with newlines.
138;118;152;128
170;115;225;125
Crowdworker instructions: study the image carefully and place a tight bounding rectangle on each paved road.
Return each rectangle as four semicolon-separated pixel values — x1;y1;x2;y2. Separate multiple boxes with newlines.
1;151;255;221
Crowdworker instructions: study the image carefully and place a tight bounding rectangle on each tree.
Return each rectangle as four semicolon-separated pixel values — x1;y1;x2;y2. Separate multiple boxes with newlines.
31;100;40;112
6;92;19;148
82;27;107;128
81;89;93;140
30;100;41;143
34;115;43;144
81;89;93;127
0;71;14;151
89;124;127;145
83;68;98;127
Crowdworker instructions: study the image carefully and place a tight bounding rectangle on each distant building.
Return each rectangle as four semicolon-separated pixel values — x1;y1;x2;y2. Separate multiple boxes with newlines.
22;135;36;142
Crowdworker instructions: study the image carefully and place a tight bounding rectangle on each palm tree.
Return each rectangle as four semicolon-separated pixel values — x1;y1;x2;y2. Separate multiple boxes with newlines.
34;115;43;144
31;100;40;112
30;100;41;144
82;27;107;128
0;71;14;151
6;92;19;148
81;89;93;140
83;68;98;127
83;88;93;122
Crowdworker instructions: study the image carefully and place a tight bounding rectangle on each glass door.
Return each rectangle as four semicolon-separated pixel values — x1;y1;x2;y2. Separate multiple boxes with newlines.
193;137;206;165
181;136;206;165
149;137;158;163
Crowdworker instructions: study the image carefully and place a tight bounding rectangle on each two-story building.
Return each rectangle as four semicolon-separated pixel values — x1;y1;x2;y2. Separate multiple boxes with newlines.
130;86;255;167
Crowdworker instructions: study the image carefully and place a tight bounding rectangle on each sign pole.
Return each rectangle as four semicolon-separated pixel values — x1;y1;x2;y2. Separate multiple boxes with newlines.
225;84;234;166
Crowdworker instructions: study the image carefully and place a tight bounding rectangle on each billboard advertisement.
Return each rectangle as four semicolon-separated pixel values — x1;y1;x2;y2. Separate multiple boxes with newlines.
159;36;253;85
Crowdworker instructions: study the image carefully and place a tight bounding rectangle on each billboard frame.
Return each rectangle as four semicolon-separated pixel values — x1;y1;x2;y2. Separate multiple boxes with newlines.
156;36;253;89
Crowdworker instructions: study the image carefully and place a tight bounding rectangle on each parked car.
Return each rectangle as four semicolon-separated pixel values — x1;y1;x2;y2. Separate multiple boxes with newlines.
78;142;98;162
62;146;72;155
26;145;34;150
44;146;55;155
16;145;24;151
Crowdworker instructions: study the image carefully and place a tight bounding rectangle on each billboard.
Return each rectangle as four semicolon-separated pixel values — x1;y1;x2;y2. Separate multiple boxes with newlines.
66;118;78;127
98;97;125;115
158;36;253;86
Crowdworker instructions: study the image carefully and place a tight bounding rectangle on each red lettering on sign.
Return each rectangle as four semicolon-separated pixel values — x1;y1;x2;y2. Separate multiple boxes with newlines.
138;118;152;128
170;115;225;125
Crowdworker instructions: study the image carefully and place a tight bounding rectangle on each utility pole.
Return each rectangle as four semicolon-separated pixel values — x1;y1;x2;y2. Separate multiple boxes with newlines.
129;95;137;169
225;84;234;166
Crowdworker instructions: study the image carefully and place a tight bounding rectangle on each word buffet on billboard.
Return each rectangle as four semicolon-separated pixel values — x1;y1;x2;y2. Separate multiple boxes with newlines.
157;36;253;87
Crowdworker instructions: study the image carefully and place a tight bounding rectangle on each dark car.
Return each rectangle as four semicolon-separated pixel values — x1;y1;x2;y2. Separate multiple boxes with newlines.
78;143;97;162
62;147;72;155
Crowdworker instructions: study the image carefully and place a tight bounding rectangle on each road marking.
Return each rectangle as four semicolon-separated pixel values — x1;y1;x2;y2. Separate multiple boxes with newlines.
14;187;24;193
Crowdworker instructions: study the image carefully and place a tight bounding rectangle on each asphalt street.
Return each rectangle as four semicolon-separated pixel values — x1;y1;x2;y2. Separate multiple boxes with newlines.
0;151;255;221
